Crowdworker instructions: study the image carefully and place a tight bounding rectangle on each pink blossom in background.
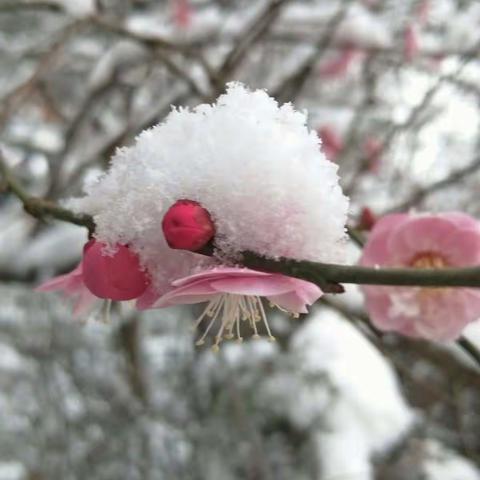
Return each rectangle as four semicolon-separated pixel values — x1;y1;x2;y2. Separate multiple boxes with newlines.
82;240;150;301
360;213;480;341
317;125;343;162
139;266;323;350
318;46;360;79
36;263;97;318
416;0;430;25
172;0;193;29
403;24;420;62
362;136;383;173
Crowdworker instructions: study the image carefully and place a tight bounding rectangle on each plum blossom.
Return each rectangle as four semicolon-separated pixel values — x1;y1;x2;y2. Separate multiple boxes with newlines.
172;0;193;29
317;125;343;162
403;24;420;62
318;46;361;79
360;213;480;341
140;267;322;350
37;239;150;317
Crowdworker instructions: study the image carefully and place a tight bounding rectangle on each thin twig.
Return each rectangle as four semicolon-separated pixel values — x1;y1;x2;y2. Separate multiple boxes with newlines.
0;151;95;233
386;155;480;213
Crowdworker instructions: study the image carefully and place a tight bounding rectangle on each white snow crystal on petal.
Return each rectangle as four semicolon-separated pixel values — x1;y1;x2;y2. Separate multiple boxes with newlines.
68;83;349;294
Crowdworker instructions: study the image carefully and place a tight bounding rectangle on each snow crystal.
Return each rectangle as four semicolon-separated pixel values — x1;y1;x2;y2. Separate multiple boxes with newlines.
68;83;349;294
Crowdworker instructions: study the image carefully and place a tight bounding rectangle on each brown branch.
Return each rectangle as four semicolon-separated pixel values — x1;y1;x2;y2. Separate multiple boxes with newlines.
0;151;95;233
3;150;480;291
272;1;350;103
0;19;87;131
386;155;480;213
215;0;291;83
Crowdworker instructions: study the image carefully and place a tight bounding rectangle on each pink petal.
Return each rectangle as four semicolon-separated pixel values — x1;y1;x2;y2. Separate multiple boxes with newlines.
441;228;480;265
149;279;218;308
136;286;162;310
209;275;295;296
72;289;98;318
442;212;480;230
35;264;83;293
267;292;308;314
171;267;270;287
388;216;460;264
360;214;409;266
155;293;221;308
291;278;323;304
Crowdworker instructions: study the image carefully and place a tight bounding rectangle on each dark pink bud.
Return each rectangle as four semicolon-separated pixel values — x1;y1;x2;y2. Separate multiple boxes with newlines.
363;137;383;173
404;24;419;62
358;207;377;231
173;0;192;28
318;46;359;79
162;200;215;252
82;240;150;301
317;125;343;162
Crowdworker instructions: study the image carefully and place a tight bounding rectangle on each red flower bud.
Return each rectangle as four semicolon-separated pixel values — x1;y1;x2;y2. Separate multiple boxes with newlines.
162;200;215;251
82;240;150;301
317;125;343;162
358;207;377;231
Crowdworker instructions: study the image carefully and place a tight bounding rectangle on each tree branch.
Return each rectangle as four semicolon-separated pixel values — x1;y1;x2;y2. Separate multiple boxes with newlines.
242;252;480;288
0;152;95;233
3;151;480;290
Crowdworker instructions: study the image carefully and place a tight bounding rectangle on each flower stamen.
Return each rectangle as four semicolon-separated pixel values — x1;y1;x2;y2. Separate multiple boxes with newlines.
194;293;277;349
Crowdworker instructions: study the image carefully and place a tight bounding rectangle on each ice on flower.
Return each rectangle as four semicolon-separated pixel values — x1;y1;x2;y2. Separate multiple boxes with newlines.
68;82;349;298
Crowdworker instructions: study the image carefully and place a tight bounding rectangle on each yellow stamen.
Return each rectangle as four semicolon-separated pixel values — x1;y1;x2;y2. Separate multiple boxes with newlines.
193;293;278;348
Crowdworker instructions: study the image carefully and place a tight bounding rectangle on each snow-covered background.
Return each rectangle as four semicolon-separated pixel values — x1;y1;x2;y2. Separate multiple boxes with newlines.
1;0;480;478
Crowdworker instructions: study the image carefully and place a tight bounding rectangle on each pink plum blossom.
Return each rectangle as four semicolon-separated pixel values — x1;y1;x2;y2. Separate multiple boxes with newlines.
317;125;343;162
37;239;150;317
36;262;97;318
362;136;383;173
318;46;360;79
360;213;480;341
172;0;193;29
403;24;420;62
139;266;323;350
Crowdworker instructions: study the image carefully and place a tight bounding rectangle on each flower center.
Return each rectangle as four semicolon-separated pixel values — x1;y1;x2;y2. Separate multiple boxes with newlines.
409;252;448;269
193;294;280;351
409;252;449;303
